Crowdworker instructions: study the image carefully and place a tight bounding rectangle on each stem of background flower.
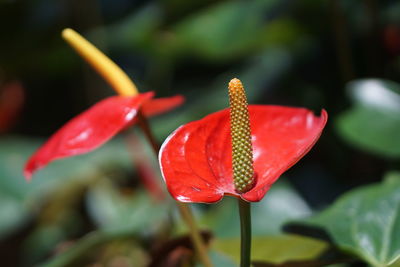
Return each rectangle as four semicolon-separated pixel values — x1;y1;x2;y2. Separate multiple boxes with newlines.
137;112;213;267
238;198;251;267
62;28;212;266
136;112;160;154
177;202;213;267
125;132;166;201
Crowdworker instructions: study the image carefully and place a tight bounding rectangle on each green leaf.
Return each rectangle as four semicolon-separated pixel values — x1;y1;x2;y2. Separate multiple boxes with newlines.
86;179;171;234
0;191;29;239
199;251;237;267
98;4;162;51
40;230;146;267
299;172;400;267
0;136;132;199
201;179;311;238
0;136;133;239
347;79;400;110
336;79;400;158
170;0;301;61
213;234;328;265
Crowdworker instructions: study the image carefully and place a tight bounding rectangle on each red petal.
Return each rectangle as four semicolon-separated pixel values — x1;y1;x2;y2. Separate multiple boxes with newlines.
24;92;154;180
141;95;185;117
122;95;185;128
159;105;327;203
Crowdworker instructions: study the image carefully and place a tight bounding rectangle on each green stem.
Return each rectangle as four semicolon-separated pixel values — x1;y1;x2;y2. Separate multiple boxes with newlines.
137;112;213;267
238;198;251;267
137;112;161;152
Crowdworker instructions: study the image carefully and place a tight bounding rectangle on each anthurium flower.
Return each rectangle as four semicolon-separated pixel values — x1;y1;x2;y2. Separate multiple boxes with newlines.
24;29;184;180
159;79;327;203
23;28;211;267
24;93;183;179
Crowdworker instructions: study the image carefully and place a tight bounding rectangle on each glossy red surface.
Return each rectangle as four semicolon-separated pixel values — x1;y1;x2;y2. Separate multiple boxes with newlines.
24;93;154;180
159;106;328;203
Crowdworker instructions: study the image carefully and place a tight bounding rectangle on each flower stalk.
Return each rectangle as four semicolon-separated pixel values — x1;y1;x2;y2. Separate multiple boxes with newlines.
62;28;212;267
238;198;251;267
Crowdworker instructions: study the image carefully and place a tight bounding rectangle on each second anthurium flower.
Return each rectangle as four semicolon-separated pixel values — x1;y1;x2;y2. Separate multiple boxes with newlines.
24;92;183;179
159;78;327;203
24;29;184;180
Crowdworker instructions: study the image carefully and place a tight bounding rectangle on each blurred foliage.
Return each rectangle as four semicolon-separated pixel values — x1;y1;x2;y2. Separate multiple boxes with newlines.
201;180;311;238
0;137;131;238
1;0;400;266
336;79;400;158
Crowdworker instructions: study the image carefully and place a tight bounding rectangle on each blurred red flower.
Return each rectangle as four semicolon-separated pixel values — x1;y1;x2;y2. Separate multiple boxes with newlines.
0;81;25;133
159;105;327;203
24;92;184;180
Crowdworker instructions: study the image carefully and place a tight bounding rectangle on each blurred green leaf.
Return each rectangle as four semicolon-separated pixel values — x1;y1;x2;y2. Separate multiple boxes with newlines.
336;79;400;158
347;79;400;111
0;191;29;239
383;2;400;24
0;136;133;239
86;179;171;234
168;0;301;61
40;230;147;267
99;4;162;52
171;0;263;60
298;172;400;267
0;136;132;198
337;107;400;157
213;234;328;265
207;251;238;267
201;179;311;238
22;225;66;266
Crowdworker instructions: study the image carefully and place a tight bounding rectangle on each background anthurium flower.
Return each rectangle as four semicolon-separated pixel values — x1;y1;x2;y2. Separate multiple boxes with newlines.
159;105;327;203
24;92;184;180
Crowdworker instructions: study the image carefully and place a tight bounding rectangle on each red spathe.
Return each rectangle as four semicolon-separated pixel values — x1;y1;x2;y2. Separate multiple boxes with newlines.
159;105;328;203
24;92;184;180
